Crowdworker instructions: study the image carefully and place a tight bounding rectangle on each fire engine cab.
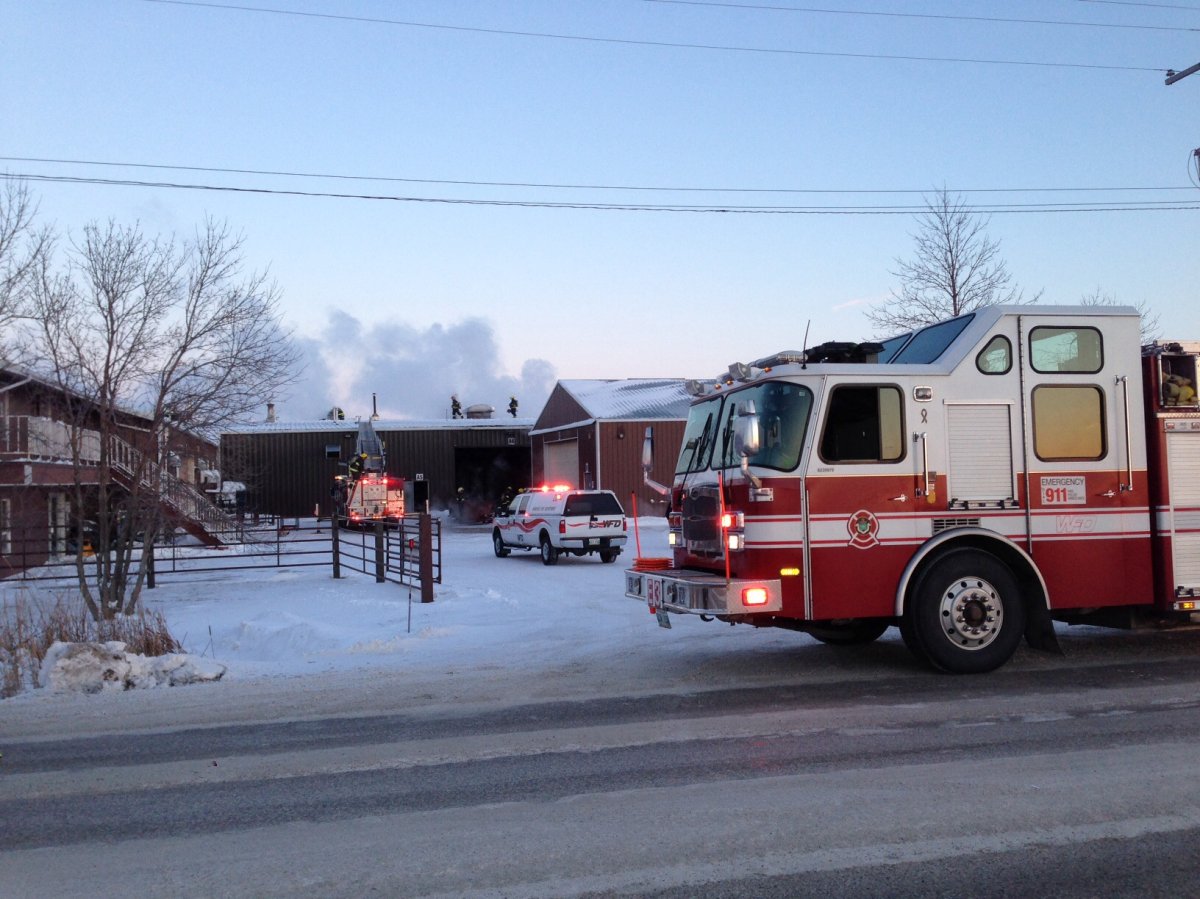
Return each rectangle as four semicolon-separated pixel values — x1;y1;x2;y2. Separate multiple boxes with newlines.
626;304;1200;673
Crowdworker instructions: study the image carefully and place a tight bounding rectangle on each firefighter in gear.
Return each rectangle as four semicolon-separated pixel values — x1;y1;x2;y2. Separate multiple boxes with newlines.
348;452;367;480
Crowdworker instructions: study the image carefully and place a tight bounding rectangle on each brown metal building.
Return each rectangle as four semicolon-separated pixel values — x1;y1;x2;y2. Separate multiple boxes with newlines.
530;380;690;518
221;416;533;520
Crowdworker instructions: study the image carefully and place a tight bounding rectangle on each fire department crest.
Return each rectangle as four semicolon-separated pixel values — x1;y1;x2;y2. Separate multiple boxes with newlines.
847;510;880;549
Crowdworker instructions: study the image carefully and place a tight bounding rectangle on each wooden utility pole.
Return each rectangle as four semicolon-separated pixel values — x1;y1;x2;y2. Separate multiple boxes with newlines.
1166;62;1200;86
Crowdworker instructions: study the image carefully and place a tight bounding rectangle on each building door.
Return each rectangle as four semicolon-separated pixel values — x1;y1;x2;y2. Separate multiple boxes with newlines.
543;439;579;487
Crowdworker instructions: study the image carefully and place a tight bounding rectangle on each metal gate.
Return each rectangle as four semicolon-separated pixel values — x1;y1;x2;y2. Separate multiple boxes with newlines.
333;514;441;600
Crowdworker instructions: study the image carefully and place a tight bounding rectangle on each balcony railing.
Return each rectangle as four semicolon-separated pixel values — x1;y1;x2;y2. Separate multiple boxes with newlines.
1;415;101;462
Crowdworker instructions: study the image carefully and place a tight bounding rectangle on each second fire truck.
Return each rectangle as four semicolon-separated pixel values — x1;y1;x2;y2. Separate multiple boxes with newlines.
336;419;404;526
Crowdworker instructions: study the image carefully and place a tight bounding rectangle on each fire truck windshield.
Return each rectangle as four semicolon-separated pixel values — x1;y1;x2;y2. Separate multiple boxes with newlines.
675;398;722;475
718;382;813;472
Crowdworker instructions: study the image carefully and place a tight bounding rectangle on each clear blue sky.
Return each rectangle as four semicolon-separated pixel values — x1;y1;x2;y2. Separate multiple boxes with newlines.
4;0;1198;420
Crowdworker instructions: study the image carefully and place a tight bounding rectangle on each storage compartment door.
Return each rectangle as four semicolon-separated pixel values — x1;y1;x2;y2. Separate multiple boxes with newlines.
946;404;1015;505
1167;429;1200;591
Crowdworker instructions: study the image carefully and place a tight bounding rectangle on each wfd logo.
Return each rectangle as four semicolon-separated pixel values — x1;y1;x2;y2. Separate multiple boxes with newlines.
847;510;880;549
1055;516;1097;534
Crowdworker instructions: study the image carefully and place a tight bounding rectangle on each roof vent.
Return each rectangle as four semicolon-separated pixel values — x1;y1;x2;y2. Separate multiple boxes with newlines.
466;404;494;419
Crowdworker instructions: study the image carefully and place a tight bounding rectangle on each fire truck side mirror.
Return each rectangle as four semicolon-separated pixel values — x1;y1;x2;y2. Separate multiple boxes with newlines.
733;403;761;458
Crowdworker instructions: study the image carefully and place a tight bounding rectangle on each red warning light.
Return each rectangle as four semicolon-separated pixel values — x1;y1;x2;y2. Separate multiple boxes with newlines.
742;586;769;606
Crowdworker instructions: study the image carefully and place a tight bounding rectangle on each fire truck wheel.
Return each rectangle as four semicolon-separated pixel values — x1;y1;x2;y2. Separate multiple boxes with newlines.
806;620;890;645
599;549;619;564
492;530;510;558
907;548;1026;674
539;535;559;566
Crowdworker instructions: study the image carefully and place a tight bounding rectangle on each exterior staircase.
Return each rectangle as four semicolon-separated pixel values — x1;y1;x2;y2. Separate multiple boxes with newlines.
109;435;246;546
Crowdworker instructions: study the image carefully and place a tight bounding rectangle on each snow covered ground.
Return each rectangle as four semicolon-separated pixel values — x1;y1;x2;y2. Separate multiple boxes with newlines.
5;518;867;733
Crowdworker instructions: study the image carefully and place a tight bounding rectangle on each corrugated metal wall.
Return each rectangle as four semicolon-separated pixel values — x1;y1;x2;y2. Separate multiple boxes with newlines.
597;420;684;517
221;425;531;517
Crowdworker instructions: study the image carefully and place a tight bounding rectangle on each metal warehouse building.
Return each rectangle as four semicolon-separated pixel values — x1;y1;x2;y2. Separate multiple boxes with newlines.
221;416;533;520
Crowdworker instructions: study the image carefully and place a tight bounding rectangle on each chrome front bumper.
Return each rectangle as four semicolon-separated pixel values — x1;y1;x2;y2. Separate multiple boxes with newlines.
624;567;783;615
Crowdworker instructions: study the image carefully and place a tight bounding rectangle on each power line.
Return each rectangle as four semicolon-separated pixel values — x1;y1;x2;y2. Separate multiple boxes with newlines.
647;0;1200;33
137;0;1165;74
4;156;1193;198
6;172;1199;214
1076;0;1200;11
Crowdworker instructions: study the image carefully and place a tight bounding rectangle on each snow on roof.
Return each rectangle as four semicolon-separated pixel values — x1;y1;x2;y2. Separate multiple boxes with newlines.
224;417;535;435
557;379;692;421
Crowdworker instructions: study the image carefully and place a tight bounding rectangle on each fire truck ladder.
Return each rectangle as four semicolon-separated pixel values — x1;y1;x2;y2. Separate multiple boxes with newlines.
355;420;385;474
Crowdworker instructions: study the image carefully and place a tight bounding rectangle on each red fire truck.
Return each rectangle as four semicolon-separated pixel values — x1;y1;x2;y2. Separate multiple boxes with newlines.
626;305;1200;673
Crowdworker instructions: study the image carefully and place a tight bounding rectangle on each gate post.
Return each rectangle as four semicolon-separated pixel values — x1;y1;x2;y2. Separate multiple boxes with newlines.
331;513;341;579
419;513;434;603
146;539;156;590
374;521;386;583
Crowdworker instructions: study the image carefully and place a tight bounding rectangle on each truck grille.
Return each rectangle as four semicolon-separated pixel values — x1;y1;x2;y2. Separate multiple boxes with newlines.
682;485;721;548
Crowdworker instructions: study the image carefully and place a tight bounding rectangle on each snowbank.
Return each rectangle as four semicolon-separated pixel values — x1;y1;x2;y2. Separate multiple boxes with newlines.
43;641;227;693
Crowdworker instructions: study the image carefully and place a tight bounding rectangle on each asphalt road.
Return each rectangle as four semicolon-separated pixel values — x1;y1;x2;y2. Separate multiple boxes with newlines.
4;634;1200;897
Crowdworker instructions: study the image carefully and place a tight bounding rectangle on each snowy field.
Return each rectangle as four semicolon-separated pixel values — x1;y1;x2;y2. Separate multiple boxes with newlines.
4;518;874;733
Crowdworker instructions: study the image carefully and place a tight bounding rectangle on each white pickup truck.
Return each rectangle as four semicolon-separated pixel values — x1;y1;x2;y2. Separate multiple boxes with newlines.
492;486;628;565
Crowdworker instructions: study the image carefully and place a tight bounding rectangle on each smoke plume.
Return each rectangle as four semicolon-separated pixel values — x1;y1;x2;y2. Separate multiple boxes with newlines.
271;314;556;422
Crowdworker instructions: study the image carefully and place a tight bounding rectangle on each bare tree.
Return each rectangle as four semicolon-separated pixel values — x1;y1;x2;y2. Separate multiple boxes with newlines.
1080;287;1162;345
28;218;298;619
869;189;1039;336
0;178;52;362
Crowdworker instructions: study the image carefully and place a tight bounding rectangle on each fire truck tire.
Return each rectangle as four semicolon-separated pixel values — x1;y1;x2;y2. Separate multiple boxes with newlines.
906;548;1026;674
539;535;559;566
492;530;510;558
599;549;619;564
806;620;890;645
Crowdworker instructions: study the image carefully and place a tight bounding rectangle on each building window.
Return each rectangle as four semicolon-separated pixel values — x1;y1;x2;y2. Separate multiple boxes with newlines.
1032;385;1106;460
48;492;69;555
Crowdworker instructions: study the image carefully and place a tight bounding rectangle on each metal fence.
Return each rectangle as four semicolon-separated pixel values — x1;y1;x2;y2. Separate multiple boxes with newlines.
0;521;331;588
333;516;442;597
1;516;442;596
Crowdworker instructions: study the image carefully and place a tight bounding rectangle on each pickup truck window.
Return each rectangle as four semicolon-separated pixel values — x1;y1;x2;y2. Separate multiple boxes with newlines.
563;494;625;517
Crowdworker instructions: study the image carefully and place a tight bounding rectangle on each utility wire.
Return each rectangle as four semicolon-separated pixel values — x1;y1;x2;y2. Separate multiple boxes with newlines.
3;156;1194;197
1076;0;1200;11
138;0;1165;73
647;0;1200;33
7;172;1199;214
